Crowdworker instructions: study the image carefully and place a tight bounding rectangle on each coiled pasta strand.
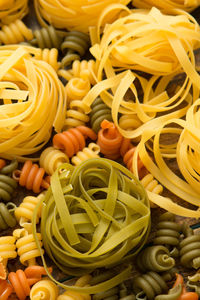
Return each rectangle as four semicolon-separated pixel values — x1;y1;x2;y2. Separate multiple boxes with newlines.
53;126;97;158
57;275;91;300
90;97;112;134
0;159;18;175
71;143;100;166
0;202;16;231
137;245;175;272
8;266;52;300
14;194;44;231
0;19;33;45
153;212;181;258
34;48;60;71
0;236;17;269
30;279;59;300
13;228;44;266
118;114;142;143
0;279;13;300
180;223;200;269
13;160;50;194
58;60;98;85
171;273;199;300
30;26;63;49
0;174;17;202
65;77;91;102
39;147;69;176
64;100;90;129
0;0;28;26
97;120;132;160
0;160;6;170
61;31;90;68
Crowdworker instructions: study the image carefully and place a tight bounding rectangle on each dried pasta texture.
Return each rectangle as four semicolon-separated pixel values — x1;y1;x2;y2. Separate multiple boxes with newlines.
0;173;17;202
0;279;13;300
180;223;200;269
132;0;199;12
32;158;150;293
58;275;91;300
0;159;18;175
137;245;175;272
13;228;44;266
170;273;199;300
90;97;112;134
53;126;97;158
0;202;16;231
39;147;69;175
66;77;91;102
91;6;200;83
0;45;66;161
0;0;28;26
34;0;131;33
154;284;182;300
153;212;181;258
13;160;50;193
71;143;100;166
0;236;17;267
58;60;98;85
64;99;90;129
34;48;60;71
0;20;33;45
61;31;90;68
30;26;63;49
30;279;59;300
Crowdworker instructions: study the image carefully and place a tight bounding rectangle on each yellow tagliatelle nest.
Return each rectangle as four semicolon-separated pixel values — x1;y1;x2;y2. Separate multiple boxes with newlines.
132;0;199;12
90;6;200;82
0;45;66;161
34;0;131;33
0;0;29;25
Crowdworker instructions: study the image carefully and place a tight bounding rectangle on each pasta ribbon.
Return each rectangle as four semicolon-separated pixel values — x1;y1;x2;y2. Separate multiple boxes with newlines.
132;0;199;12
32;158;150;293
0;0;28;26
0;45;66;161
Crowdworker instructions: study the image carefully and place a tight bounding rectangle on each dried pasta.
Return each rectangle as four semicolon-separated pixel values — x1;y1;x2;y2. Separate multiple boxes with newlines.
71;143;100;166
34;0;131;33
90;97;112;134
0;173;17;202
64;100;90;129
0;0;28;26
0;279;13;300
132;0;199;12
30;279;59;300
32;158;150;293
58;275;91;300
66;77;91;102
30;26;63;49
35;48;60;71
0;45;66;161
0;202;16;231
0;236;17;268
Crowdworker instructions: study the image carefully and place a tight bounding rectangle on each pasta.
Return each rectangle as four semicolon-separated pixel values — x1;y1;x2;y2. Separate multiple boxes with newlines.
64;100;90;129
137;245;175;272
0;160;6;170
0;19;33;45
32;158;150;293
0;174;17;202
171;273;199;300
97;120;131;159
0;236;17;269
65;77;91;102
0;279;13;300
153;212;181;258
0;159;18;175
186;281;200;297
58;275;91;300
13;160;50;193
180;223;200;269
13;228;44;266
30;279;59;300
30;26;63;49
123;147;147;178
154;284;182;300
58;60;98;85
0;202;16;231
53;126;97;158
39;147;69;175
0;45;66;161
33;0;131;33
61;31;90;68
35;48;60;71
90;97;112;134
0;0;28;26
71;143;100;166
132;0;199;12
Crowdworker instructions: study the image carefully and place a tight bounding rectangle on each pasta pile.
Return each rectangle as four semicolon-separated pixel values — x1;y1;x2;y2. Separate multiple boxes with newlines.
0;45;66;161
0;0;29;26
34;0;132;33
132;0;200;12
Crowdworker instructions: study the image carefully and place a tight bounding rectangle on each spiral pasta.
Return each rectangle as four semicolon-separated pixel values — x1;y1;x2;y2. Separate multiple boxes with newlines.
170;273;199;300
132;0;199;12
0;0;28;26
71;143;100;166
13;160;50;194
53;126;97;158
30;279;59;300
137;245;175;272
0;160;6;170
30;26;63;49
0;279;13;300
34;48;60;71
0;159;18;175
153;212;181;258
0;202;16;231
0;236;17;268
61;31;90;68
0;174;17;202
34;0;131;33
32;158;150;293
97;120;131;159
180;223;200;269
58;275;91;300
58;60;98;85
65;77;91;102
0;45;66;161
90;97;112;134
64;100;90;129
39;147;69;175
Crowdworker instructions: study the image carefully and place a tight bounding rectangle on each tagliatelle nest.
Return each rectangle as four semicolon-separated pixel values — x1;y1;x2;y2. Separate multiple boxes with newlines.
132;0;199;12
